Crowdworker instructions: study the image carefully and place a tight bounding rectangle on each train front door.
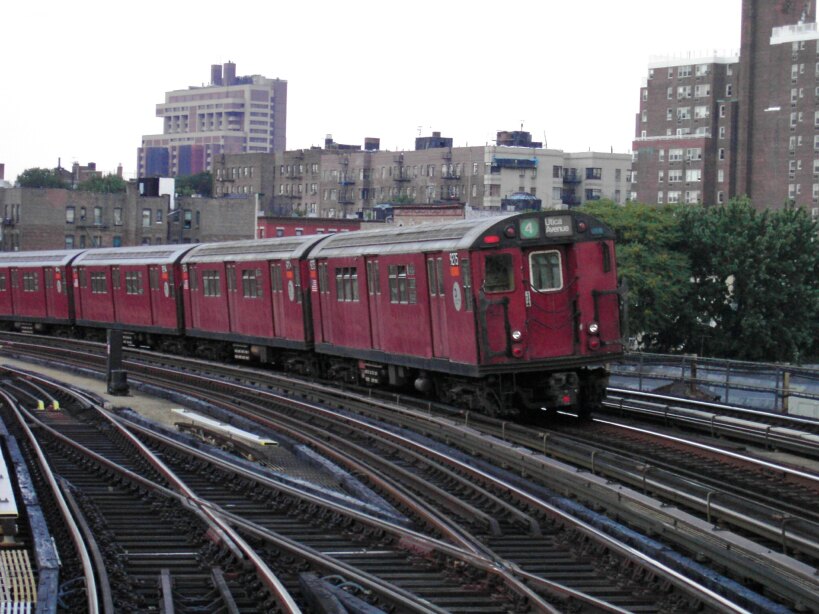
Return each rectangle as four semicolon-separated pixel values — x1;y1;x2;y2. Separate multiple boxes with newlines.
523;247;574;358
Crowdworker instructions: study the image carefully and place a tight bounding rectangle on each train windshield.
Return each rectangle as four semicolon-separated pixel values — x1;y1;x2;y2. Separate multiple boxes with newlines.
484;254;514;293
529;250;563;291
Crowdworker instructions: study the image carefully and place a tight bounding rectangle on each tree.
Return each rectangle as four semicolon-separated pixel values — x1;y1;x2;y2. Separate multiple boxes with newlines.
77;174;127;193
175;172;212;197
17;167;68;189
580;200;694;351
679;198;819;362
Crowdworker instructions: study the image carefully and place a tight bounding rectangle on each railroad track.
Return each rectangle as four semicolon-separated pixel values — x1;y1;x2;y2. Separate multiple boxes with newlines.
1;333;816;611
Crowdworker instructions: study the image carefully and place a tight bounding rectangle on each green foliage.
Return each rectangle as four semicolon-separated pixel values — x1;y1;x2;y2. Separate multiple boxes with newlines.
581;198;819;362
679;198;819;362
175;172;213;197
76;174;127;193
17;167;68;189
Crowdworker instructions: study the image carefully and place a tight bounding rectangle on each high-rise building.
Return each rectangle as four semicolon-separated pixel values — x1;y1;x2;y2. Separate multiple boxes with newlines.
137;62;287;178
632;0;819;215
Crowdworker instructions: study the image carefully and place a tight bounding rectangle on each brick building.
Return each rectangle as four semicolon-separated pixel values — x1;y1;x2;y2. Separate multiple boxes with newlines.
137;62;287;177
632;0;819;215
0;183;255;251
213;130;632;219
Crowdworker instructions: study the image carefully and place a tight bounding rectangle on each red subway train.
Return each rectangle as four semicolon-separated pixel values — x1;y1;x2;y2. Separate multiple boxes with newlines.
0;210;623;417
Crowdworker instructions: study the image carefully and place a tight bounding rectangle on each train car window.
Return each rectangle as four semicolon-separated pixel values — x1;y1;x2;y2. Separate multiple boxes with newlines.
435;258;445;295
0;273;6;292
23;272;39;292
366;261;381;295
427;260;437;296
294;267;303;303
242;270;259;298
335;267;358;302
112;266;121;290
202;271;221;297
270;264;281;293
10;270;17;288
484;254;514;293
460;259;474;312
529;251;563;291
317;263;328;294
125;271;144;295
227;266;237;292
389;265;416;304
149;268;159;291
91;272;107;294
601;242;612;273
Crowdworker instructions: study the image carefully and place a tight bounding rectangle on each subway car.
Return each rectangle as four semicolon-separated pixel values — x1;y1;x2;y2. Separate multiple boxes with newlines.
0;210;623;418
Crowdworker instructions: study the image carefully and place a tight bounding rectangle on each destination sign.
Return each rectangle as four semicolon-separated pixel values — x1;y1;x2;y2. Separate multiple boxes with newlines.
543;215;573;237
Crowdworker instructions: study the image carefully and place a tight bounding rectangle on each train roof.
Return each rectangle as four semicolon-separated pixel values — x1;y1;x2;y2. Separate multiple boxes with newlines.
182;234;328;264
72;243;197;267
0;249;82;268
309;210;614;258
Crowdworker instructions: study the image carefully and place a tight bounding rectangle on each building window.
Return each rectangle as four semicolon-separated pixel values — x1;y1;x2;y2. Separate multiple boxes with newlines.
642;89;647;102
677;85;692;99
695;64;709;77
720;126;726;139
667;191;681;204
677;107;691;120
694;105;709;119
585;167;602;180
142;209;151;227
658;170;665;183
669;148;683;162
669;170;683;183
718;169;725;182
685;148;702;161
93;207;102;225
717;191;725;204
726;84;733;96
658;149;665;162
184;210;192;229
718;149;726;160
720;104;726;118
65;236;74;249
113;208;122;226
156;210;163;224
667;86;673;100
667;108;673;121
677;65;692;78
552;165;562;179
66;206;75;224
657;192;664;204
685;169;702;182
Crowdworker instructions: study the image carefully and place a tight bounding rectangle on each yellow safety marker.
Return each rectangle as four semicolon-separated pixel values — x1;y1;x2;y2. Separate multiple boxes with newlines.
51;401;60;411
35;401;44;411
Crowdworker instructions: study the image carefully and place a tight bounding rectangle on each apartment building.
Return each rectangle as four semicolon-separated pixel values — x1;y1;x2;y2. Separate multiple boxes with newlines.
633;0;819;214
138;62;287;178
213;131;632;219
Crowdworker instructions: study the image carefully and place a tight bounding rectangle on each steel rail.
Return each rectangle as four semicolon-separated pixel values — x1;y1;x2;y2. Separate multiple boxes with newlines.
0;389;100;614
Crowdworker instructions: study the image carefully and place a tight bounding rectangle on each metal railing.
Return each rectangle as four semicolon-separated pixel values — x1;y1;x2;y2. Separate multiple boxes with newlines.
610;352;819;416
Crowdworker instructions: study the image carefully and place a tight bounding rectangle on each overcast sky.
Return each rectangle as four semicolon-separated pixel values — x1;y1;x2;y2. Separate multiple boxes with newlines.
0;0;741;183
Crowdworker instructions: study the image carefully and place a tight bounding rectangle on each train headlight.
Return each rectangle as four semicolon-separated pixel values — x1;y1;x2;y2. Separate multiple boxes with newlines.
511;330;523;341
588;322;599;335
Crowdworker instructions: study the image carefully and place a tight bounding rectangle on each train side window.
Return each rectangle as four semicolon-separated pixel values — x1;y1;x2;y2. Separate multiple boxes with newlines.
149;268;159;291
202;271;221;297
91;272;107;294
23;272;39;292
427;259;437;296
294;267;303;303
270;264;281;293
484;254;514;293
601;242;612;273
389;265;416;304
316;263;328;294
10;270;17;288
335;267;358;302
366;261;381;295
226;266;236;292
112;266;121;290
242;269;259;298
529;250;563;291
460;259;473;312
125;271;144;295
435;258;445;295
0;273;6;291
